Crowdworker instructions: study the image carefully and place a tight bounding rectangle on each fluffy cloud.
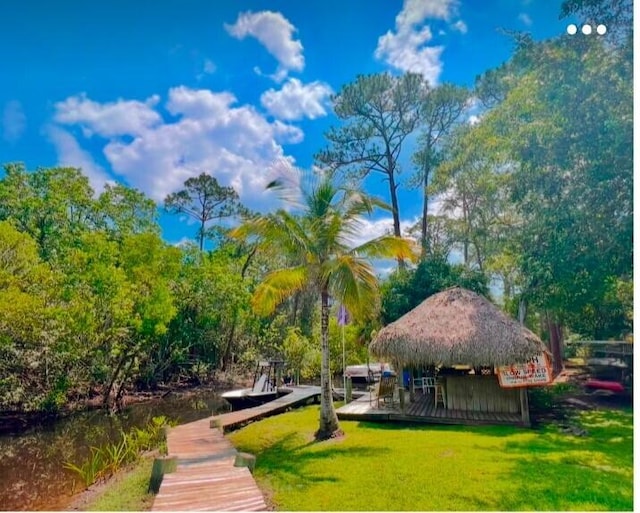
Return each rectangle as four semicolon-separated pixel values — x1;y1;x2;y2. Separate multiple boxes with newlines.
518;13;533;26
51;87;304;211
46;125;111;193
375;0;463;84
225;11;304;82
54;94;161;137
451;20;468;33
260;78;333;120
2;100;27;143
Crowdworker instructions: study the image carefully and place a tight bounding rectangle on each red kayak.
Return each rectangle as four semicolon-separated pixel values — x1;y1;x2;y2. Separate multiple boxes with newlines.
585;379;626;393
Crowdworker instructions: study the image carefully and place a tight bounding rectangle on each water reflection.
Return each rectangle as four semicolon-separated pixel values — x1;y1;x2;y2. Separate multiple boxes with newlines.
0;390;230;511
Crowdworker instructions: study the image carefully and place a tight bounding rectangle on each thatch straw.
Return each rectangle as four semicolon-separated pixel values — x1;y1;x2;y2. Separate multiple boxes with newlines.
370;287;548;367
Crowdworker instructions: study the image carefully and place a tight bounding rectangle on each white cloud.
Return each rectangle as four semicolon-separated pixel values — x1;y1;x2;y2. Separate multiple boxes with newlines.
518;13;533;26
375;0;462;84
260;78;333;120
452;20;468;34
203;59;216;74
225;11;304;82
53;87;304;212
45;125;111;193
54;93;161;137
2;100;26;143
348;216;420;250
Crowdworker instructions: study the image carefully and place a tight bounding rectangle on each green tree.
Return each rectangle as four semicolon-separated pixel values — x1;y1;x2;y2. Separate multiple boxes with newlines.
164;173;244;251
381;257;488;325
316;73;425;246
94;183;160;239
411;84;469;256
472;33;632;370
0;163;94;261
232;176;415;440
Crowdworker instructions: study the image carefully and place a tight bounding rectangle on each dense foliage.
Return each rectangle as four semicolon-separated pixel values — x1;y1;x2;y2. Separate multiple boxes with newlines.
0;0;631;414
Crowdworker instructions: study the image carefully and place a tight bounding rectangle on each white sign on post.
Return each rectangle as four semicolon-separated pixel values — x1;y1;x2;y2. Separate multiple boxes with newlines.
497;353;552;388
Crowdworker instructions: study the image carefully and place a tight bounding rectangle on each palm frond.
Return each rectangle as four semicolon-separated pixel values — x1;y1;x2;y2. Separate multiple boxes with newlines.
351;235;419;262
326;255;379;321
231;211;309;256
252;266;309;316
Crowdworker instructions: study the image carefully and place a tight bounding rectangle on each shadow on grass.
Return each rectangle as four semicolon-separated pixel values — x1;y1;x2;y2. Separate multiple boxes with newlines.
496;409;634;511
250;432;390;487
355;419;523;438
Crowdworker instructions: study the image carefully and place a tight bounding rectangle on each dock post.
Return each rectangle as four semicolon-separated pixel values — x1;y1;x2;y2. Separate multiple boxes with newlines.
345;376;353;403
234;452;257;473
148;456;177;494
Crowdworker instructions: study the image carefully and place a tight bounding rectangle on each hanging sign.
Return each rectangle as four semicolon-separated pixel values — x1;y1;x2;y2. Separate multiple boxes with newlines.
497;353;552;388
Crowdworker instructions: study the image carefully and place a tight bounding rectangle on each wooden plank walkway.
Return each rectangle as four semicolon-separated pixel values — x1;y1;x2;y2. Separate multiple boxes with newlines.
211;385;321;432
336;390;524;426
152;386;321;511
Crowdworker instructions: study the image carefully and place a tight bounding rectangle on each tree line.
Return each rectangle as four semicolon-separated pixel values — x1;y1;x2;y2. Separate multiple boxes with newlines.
0;0;631;425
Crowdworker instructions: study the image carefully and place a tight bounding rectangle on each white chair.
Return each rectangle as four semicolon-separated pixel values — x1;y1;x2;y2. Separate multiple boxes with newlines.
423;377;436;395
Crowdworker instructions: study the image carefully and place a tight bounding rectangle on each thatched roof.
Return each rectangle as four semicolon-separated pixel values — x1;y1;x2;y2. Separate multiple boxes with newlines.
370;287;548;367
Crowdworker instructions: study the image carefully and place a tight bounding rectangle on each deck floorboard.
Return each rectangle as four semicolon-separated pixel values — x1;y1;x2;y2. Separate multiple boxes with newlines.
336;391;524;427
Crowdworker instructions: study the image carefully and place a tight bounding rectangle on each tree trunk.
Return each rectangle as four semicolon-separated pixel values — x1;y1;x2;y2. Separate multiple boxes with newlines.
198;219;205;251
547;312;564;376
315;288;341;440
221;315;237;371
420;154;432;258
387;173;404;269
102;352;129;408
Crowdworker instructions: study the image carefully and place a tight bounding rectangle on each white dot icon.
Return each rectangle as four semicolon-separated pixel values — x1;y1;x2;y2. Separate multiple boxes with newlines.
582;24;592;35
567;24;578;35
597;24;607;35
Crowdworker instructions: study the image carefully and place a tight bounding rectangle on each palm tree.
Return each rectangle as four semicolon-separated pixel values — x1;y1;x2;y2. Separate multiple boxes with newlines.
232;175;415;440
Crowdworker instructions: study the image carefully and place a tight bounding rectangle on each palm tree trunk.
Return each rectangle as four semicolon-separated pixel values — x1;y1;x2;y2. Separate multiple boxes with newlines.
315;288;341;440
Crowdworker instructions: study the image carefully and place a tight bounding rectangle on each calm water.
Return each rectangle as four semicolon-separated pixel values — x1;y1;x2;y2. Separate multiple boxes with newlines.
0;390;231;511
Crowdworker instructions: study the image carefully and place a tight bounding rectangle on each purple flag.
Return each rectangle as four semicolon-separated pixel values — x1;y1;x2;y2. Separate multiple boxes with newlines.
337;304;349;326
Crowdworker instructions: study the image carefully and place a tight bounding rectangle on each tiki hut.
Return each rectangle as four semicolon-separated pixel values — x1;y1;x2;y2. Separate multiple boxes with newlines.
370;287;551;426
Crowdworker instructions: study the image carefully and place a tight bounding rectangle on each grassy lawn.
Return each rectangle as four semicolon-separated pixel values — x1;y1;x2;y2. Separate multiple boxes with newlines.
81;456;154;511
227;405;633;511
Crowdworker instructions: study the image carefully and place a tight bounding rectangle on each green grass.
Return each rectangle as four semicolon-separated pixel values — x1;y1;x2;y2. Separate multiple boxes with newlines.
83;456;155;511
227;405;633;511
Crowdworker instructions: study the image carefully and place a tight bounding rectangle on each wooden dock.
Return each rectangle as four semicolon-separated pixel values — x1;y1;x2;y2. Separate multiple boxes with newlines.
210;385;321;432
152;386;321;511
336;390;524;426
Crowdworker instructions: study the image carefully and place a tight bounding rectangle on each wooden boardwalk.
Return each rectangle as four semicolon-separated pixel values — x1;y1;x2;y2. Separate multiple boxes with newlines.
211;385;321;432
336;390;524;426
152;386;321;511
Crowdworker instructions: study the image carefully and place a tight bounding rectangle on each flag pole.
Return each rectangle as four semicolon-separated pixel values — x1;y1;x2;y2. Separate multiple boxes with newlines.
342;321;346;396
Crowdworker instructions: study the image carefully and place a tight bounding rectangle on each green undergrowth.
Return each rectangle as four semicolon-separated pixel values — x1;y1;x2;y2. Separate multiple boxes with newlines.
227;405;633;511
83;455;155;511
64;416;172;488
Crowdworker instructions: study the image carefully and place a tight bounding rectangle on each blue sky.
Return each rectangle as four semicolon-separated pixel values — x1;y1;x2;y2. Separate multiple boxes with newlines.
0;0;578;247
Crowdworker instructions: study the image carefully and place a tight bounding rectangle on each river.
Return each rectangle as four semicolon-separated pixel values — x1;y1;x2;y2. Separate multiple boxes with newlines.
0;390;231;511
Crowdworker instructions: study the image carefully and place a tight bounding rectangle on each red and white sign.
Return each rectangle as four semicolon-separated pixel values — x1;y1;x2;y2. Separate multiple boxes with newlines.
497;353;552;388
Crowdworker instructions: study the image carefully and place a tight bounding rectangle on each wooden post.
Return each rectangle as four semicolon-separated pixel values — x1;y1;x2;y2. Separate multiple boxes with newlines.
409;373;415;403
520;388;531;427
399;387;405;412
234;452;257;473
345;376;352;403
210;418;224;433
148;456;177;494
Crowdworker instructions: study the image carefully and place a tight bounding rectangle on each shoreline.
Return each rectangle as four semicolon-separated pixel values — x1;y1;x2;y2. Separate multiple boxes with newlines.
0;372;252;436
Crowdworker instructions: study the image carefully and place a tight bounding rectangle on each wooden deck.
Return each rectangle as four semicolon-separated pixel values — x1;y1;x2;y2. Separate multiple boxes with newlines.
211;385;321;432
152;386;321;511
336;390;525;426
